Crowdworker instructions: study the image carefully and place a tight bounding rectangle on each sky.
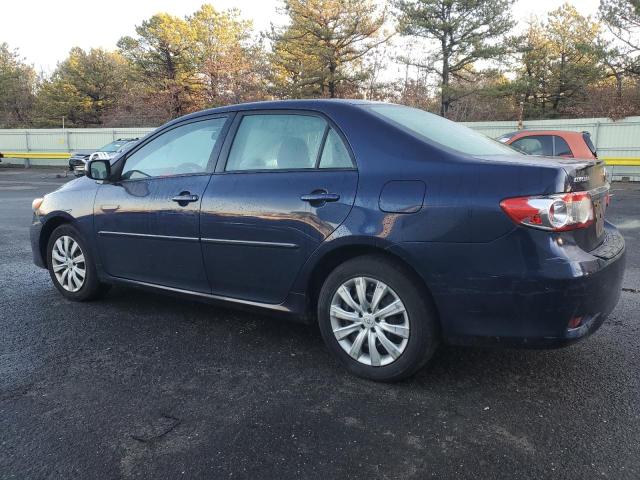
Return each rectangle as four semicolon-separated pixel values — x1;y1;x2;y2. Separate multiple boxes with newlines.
1;0;602;74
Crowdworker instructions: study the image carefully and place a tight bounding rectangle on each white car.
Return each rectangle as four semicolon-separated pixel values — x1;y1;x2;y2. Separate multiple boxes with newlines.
68;138;139;176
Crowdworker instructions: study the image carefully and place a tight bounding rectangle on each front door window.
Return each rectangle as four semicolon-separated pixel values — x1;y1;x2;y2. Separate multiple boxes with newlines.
122;118;227;179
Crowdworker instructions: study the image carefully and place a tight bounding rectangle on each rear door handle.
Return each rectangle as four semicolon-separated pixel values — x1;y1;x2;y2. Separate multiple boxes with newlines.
300;192;340;204
100;204;120;212
171;192;199;205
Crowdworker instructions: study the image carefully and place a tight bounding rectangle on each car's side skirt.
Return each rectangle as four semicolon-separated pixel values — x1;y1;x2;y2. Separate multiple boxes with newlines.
104;275;311;322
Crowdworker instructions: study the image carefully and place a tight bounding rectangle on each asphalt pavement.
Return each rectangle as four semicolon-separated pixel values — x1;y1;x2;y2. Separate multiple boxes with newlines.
1;166;639;479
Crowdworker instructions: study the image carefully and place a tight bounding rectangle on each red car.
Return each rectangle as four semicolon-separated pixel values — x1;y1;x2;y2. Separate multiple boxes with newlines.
498;130;598;159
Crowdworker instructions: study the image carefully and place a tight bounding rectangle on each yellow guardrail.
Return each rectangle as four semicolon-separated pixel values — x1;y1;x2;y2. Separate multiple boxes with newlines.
601;158;640;166
1;151;71;159
0;151;639;165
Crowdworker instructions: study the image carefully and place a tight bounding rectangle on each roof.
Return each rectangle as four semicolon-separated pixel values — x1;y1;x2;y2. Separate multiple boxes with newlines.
500;130;589;139
169;99;379;126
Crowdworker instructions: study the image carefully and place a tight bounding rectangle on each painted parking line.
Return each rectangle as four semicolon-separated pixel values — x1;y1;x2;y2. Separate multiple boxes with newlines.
0;185;38;191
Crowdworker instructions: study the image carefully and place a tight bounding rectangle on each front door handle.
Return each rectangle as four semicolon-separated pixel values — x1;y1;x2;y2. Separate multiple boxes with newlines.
300;191;340;205
172;192;199;206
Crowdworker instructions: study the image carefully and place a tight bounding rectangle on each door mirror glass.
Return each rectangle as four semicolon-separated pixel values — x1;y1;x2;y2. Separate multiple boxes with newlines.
86;159;111;180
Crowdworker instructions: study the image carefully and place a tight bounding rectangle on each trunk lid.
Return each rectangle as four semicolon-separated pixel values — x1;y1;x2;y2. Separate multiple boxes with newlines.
562;159;609;252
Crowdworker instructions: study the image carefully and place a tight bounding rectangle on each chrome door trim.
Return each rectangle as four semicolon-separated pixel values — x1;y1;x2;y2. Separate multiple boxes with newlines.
98;231;298;248
200;237;299;249
98;231;200;242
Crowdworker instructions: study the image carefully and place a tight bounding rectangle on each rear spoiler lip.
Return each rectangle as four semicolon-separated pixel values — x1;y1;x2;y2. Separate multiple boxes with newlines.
562;159;608;193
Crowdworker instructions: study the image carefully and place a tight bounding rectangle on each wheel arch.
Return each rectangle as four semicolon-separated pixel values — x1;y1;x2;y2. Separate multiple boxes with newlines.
305;241;440;327
39;213;74;267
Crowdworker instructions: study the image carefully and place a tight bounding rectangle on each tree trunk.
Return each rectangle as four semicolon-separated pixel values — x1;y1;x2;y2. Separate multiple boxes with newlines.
328;63;336;98
440;38;449;117
163;48;182;118
616;72;623;99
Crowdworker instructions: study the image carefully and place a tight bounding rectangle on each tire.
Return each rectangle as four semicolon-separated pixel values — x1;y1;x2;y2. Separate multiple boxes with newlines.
318;255;439;382
46;224;109;301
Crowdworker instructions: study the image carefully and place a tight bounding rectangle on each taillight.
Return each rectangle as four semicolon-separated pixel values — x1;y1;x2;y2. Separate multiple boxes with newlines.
500;192;594;231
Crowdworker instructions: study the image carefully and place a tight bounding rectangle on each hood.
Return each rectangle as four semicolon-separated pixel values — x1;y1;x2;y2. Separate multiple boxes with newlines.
50;174;96;194
69;150;93;158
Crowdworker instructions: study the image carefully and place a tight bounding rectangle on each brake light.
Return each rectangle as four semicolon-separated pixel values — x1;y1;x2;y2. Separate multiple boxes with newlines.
500;192;594;231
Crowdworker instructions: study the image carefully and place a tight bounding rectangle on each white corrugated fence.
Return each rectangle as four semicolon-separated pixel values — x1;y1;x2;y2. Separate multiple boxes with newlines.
0;116;638;179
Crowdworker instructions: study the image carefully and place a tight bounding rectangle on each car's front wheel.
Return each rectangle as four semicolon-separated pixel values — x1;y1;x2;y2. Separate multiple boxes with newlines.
46;224;109;301
318;255;439;382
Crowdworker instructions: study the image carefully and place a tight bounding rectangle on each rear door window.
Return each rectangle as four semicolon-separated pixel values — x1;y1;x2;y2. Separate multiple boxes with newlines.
510;135;553;156
553;136;573;157
226;114;327;171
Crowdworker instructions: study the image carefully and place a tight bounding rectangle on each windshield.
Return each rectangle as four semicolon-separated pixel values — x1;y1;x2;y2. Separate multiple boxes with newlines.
99;140;130;153
367;104;519;156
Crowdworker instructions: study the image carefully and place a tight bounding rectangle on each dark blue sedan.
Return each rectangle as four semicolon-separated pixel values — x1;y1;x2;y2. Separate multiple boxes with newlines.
30;100;625;381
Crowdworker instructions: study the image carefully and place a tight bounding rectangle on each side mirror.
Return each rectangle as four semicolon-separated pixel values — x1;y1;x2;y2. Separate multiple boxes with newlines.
85;152;111;180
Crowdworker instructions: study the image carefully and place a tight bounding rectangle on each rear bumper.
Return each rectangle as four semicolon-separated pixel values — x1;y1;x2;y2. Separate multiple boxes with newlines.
396;223;626;347
444;248;624;348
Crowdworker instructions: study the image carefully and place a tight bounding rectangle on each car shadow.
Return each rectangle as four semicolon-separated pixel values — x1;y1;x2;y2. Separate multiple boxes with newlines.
95;284;623;395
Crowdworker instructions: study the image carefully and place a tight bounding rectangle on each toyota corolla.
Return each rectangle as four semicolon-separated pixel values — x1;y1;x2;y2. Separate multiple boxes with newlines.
30;100;626;381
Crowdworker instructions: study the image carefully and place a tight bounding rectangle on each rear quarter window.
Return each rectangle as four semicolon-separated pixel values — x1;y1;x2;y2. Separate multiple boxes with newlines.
319;129;353;168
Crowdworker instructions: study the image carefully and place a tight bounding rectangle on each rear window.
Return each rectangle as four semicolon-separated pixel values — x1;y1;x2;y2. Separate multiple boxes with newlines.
583;133;597;156
366;104;518;156
100;140;129;152
497;134;515;143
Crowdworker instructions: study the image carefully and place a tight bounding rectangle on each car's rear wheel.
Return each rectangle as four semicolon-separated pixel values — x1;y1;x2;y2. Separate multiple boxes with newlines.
46;224;109;301
318;255;439;382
